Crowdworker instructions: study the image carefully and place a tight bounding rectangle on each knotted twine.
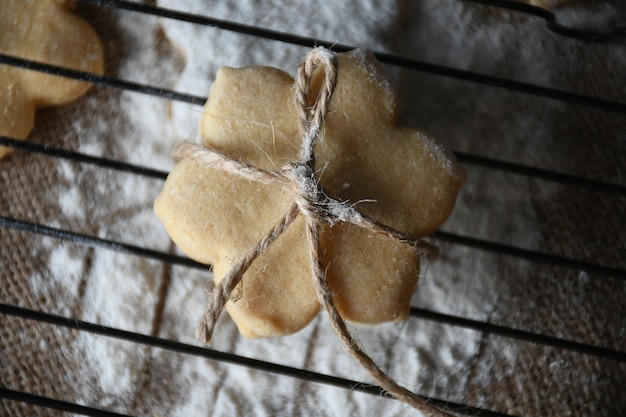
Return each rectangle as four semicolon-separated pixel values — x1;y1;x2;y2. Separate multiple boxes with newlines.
176;47;452;417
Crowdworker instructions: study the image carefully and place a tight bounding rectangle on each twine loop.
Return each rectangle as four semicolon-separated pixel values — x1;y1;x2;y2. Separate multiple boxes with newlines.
176;47;450;416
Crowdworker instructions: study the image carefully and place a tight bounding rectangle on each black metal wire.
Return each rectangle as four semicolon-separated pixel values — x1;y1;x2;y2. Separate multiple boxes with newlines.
74;0;626;114
463;0;626;42
0;216;207;271
433;231;626;281
4;47;626;116
0;388;134;417
410;308;626;362
79;0;626;43
0;136;168;180
0;53;205;106
454;152;626;197
0;303;519;417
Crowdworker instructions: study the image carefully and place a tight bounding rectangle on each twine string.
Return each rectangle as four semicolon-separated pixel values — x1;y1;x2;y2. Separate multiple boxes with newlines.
194;202;299;343
180;47;450;416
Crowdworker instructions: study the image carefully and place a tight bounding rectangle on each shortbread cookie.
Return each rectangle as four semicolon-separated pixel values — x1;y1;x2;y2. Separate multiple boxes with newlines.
155;49;465;338
0;0;104;158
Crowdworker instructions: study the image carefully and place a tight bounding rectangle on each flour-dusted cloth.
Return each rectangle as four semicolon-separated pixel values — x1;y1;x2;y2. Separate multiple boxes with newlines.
1;1;624;416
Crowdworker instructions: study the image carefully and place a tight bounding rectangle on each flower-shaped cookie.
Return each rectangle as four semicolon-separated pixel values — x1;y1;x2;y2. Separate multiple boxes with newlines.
155;49;465;338
0;0;104;158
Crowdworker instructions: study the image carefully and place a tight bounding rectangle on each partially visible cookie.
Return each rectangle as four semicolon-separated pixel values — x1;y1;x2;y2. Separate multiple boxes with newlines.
0;0;104;158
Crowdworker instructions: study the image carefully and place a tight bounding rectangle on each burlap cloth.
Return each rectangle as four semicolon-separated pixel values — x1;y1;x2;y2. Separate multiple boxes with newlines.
1;1;624;416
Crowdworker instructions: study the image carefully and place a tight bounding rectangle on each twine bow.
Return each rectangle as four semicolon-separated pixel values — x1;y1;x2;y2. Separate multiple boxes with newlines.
176;47;451;416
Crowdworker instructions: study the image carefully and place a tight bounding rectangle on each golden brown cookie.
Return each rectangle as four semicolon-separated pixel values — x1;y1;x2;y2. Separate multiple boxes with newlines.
0;0;104;158
155;49;466;338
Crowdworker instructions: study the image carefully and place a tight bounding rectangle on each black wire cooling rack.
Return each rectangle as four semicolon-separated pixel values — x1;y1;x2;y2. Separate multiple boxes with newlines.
1;0;625;416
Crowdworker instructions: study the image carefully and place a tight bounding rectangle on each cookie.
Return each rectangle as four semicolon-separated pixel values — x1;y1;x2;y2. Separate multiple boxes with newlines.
0;0;104;158
155;49;465;338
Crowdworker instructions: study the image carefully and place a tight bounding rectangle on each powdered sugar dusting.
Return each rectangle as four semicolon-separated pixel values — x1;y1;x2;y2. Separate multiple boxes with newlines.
352;48;394;96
